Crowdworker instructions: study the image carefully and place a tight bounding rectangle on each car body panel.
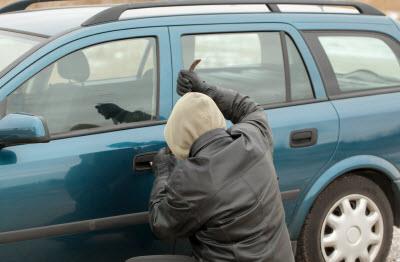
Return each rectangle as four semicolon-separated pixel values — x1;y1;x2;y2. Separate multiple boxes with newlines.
0;7;399;261
0;126;176;262
290;154;400;238
0;26;174;261
169;23;339;230
266;102;339;228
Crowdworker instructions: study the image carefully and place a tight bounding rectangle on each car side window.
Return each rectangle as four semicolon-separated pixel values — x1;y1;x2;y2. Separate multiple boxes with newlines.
286;35;314;101
181;32;313;106
6;37;158;135
318;34;400;93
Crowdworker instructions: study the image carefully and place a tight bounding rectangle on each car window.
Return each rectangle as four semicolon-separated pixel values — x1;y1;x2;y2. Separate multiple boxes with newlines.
186;33;263;68
181;32;313;105
49;39;154;82
6;37;158;135
0;30;41;73
318;35;400;93
286;35;314;101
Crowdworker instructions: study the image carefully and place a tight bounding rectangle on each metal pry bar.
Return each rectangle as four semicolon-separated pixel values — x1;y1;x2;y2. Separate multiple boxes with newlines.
189;59;202;72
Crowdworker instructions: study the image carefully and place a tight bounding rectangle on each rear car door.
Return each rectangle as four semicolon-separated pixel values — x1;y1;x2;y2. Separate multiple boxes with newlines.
304;30;400;180
170;23;339;233
0;28;173;262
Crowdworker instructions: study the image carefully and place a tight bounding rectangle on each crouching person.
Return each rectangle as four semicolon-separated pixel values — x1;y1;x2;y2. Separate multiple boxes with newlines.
128;70;294;262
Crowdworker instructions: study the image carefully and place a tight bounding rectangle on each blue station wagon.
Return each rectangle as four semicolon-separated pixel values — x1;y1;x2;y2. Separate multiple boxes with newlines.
0;0;399;261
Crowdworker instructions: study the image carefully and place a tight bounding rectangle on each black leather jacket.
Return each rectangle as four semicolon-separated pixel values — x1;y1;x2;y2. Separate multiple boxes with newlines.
149;87;294;262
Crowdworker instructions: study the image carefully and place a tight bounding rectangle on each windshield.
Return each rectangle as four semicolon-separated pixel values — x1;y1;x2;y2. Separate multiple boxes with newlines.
0;30;42;73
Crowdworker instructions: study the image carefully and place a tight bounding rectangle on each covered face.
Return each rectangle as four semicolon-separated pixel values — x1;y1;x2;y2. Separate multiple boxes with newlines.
164;92;227;159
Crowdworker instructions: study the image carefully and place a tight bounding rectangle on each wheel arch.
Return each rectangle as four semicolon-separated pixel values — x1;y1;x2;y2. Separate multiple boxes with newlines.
289;155;400;240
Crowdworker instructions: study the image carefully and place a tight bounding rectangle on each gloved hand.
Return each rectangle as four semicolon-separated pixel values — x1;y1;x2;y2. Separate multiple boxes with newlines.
153;147;176;177
95;103;123;120
177;70;214;96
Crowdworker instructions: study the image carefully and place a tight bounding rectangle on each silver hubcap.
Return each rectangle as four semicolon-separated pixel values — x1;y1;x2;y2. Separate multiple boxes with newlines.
320;194;384;262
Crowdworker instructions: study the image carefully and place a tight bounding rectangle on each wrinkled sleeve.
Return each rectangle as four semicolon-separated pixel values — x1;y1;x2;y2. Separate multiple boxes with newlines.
149;165;201;240
205;86;273;147
114;110;153;124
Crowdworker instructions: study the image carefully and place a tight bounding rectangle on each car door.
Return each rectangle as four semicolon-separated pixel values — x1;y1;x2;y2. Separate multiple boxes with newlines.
304;30;400;177
0;27;173;262
170;23;339;235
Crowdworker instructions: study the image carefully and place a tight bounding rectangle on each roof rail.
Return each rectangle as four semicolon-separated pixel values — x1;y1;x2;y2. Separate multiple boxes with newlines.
82;0;385;27
0;0;66;14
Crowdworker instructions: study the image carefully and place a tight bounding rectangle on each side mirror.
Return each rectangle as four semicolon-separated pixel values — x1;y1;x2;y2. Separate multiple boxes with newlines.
0;113;50;148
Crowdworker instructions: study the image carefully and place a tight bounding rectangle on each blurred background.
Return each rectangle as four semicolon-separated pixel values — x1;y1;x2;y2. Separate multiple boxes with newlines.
363;0;400;19
0;0;398;20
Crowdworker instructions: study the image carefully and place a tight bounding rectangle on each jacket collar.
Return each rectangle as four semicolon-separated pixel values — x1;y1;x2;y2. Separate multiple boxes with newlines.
189;128;230;157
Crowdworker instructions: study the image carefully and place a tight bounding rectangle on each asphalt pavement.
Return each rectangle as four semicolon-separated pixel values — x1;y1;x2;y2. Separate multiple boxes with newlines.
388;227;400;261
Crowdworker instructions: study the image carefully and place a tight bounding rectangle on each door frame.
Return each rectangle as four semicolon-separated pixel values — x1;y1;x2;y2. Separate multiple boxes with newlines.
0;26;172;244
0;26;173;128
169;22;327;105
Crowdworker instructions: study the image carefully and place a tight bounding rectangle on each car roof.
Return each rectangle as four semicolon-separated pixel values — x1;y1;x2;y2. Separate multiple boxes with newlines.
0;1;388;38
0;6;109;37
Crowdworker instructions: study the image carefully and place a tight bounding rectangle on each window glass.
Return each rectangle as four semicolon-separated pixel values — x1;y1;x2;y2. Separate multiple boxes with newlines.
7;37;158;135
182;32;313;105
49;39;154;83
185;33;262;68
319;35;400;92
0;31;41;73
286;35;314;100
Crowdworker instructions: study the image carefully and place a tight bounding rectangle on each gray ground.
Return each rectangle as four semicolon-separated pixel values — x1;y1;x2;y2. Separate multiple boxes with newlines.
388;227;400;261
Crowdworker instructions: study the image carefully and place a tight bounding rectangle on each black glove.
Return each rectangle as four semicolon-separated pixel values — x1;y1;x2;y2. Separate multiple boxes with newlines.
152;147;176;177
95;103;123;120
177;70;214;96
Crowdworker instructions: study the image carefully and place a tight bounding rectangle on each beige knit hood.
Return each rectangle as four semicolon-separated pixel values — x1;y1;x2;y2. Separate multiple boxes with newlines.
164;92;227;160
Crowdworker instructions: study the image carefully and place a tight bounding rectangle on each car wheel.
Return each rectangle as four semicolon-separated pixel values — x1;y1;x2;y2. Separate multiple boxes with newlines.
296;175;393;262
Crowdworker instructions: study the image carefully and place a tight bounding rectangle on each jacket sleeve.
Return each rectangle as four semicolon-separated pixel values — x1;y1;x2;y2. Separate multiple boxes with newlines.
204;86;273;146
149;163;201;240
112;110;152;124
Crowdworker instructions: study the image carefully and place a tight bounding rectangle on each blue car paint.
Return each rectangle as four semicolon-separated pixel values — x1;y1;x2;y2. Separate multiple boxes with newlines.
266;102;339;227
0;113;49;142
168;22;339;229
289;155;400;238
0;10;399;261
0;26;175;261
288;91;400;238
0;127;176;261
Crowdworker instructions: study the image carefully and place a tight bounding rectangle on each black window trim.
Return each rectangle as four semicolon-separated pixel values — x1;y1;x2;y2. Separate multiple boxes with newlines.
5;35;163;141
181;30;317;109
302;30;400;100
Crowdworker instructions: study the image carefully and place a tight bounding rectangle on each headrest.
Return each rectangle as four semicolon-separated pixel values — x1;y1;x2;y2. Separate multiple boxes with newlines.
57;50;90;83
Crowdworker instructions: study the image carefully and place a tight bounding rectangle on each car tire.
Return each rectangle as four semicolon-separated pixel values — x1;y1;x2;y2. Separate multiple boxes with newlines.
296;175;393;262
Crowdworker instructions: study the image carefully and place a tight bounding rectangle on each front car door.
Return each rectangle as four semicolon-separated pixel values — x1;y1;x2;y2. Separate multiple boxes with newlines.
169;22;339;240
0;27;173;262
